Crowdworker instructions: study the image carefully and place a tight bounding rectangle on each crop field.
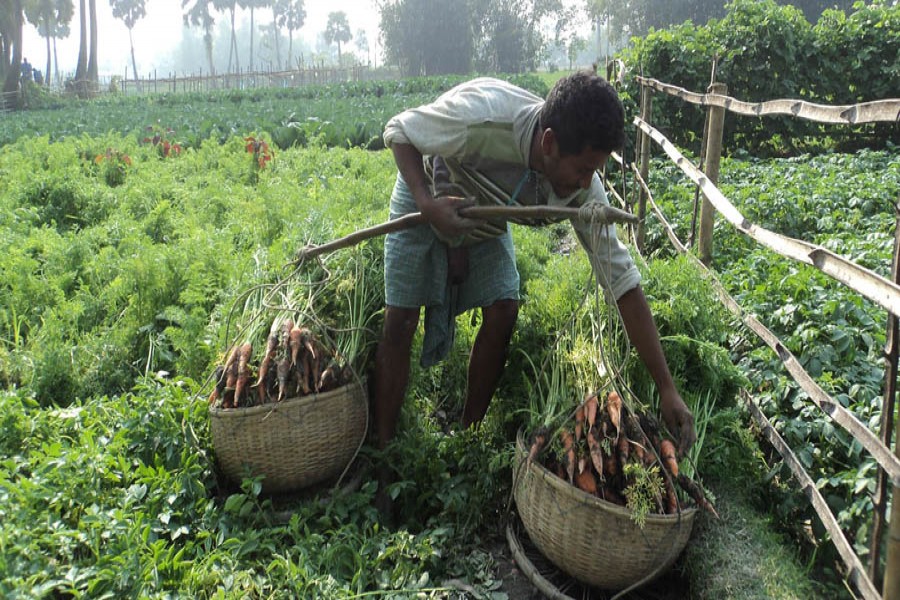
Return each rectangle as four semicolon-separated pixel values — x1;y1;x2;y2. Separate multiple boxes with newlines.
0;77;898;598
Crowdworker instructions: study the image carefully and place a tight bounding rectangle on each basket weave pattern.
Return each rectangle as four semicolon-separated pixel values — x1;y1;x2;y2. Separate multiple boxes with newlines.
210;379;367;493
513;432;696;591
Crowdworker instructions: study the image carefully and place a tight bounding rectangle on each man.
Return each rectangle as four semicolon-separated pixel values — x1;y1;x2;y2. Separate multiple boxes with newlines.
373;71;695;463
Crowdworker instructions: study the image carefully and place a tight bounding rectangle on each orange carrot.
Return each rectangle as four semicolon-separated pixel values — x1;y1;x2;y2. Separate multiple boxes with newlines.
254;333;279;405
317;360;340;393
677;474;719;518
276;356;292;402
561;429;575;484
232;342;252;407
584;393;599;429
586;425;605;477
607;390;622;433
659;439;679;478
207;365;225;406
663;476;679;514
527;427;549;466
575;468;598;496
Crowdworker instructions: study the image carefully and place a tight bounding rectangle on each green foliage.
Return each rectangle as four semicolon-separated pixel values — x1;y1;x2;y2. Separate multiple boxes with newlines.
619;0;900;156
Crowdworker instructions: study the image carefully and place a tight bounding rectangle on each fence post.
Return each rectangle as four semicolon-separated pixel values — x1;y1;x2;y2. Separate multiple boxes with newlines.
882;200;900;599
698;82;727;266
636;83;653;252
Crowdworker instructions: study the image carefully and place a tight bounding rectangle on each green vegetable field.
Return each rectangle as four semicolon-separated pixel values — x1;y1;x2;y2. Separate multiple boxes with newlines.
1;65;898;598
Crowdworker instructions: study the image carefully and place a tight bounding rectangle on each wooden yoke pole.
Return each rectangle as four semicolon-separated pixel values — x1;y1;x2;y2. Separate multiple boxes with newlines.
291;204;638;265
698;82;727;266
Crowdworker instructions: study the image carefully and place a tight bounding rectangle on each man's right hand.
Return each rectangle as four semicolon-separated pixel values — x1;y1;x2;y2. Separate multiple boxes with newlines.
422;195;484;240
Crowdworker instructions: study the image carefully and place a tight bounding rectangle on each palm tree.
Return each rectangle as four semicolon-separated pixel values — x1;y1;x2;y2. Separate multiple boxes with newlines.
240;0;266;72
109;0;146;86
73;0;87;91
86;0;98;89
273;0;305;69
182;0;217;75
23;0;73;86
323;11;350;66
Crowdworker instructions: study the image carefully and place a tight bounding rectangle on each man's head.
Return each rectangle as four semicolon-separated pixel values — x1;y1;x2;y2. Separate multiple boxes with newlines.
539;71;625;156
535;72;625;197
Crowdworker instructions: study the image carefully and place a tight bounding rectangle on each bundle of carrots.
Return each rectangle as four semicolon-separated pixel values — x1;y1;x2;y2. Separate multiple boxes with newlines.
208;318;352;409
527;390;718;519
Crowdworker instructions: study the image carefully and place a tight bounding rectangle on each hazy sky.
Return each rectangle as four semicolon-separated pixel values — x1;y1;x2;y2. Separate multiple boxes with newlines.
22;0;382;77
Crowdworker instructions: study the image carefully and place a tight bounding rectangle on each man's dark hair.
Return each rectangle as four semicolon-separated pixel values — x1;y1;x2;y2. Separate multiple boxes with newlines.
539;71;625;156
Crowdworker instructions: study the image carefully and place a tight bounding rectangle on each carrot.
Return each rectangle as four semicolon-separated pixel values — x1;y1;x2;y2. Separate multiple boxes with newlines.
616;432;630;466
659;438;679;478
677;473;719;519
317;360;340;393
207;365;225;406
607;390;623;433
575;468;598;496
584;392;599;429
560;428;576;484
221;345;240;408
233;342;253;407
663;475;679;514
527;427;549;466
586;425;605;477
574;404;585;442
276;356;292;402
254;333;279;405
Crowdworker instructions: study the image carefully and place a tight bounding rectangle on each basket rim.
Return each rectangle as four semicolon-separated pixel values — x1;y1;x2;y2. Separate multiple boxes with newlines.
515;428;698;524
209;376;367;420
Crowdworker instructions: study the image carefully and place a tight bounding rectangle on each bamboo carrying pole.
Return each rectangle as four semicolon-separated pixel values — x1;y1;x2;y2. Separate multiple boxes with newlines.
698;82;727;266
291;204;638;264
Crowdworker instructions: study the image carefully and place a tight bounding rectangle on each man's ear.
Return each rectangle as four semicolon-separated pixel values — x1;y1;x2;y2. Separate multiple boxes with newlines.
540;128;557;156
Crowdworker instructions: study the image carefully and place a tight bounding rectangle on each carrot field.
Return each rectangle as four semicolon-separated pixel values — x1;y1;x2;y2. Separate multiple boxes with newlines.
0;76;897;598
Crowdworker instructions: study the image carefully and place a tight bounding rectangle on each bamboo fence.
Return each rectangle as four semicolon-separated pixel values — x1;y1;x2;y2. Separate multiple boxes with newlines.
627;71;900;599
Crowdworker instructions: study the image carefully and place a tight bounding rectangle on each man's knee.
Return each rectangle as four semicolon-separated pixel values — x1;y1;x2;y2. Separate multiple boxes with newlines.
381;306;420;346
482;299;519;330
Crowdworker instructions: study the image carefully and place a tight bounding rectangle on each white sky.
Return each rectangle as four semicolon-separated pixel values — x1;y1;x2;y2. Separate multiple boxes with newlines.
22;0;382;77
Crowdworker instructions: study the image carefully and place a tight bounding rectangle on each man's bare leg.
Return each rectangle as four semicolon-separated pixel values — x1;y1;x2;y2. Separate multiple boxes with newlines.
461;299;519;428
373;305;420;449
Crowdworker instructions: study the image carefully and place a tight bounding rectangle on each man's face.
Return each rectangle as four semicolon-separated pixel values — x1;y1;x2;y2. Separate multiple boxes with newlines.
539;129;610;198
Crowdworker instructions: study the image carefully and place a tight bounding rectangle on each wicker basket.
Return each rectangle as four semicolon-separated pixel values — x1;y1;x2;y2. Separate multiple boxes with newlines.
513;430;696;592
209;378;367;493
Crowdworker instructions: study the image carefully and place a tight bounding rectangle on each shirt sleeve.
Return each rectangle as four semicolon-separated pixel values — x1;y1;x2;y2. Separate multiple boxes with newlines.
570;175;641;300
383;93;470;158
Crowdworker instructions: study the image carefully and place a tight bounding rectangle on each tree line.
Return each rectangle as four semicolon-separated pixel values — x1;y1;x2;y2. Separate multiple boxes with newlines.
0;0;869;108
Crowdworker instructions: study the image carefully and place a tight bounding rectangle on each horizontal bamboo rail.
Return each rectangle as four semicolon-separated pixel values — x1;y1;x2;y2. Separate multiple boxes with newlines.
635;116;900;317
636;76;900;124
744;390;881;600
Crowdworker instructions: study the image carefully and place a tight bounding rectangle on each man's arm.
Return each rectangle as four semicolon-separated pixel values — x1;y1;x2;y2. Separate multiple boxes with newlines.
616;285;697;455
391;142;481;238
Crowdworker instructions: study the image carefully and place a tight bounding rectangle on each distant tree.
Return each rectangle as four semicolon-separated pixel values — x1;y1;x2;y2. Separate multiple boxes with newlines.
86;0;98;87
273;0;304;68
218;0;240;71
354;27;367;64
323;11;350;65
73;0;87;89
379;0;472;76
470;0;566;72
1;0;25;108
239;0;267;71
182;0;217;74
23;0;74;86
109;0;146;84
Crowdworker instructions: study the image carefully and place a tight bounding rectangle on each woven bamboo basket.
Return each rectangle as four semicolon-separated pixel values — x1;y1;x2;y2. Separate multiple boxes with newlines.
209;378;367;493
513;430;696;592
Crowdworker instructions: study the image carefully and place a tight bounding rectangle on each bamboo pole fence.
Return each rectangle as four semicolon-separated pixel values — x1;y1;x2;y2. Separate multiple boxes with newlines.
630;73;900;599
